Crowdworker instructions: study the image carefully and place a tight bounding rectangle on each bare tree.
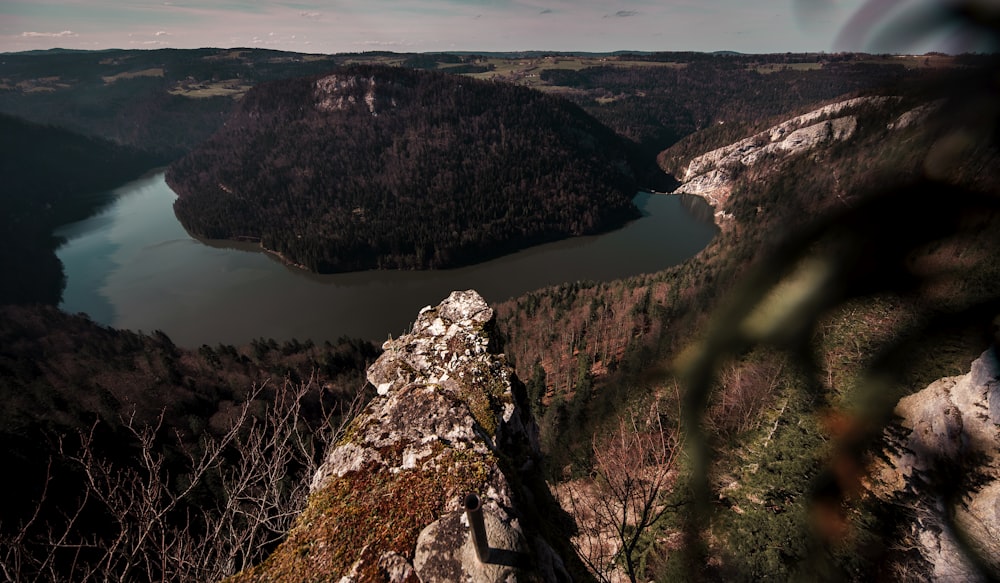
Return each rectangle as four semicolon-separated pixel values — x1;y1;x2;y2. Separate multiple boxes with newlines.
706;358;784;438
562;399;682;583
0;376;365;582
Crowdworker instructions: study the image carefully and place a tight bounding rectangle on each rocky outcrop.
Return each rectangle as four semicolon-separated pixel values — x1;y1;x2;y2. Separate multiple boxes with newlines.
670;96;894;223
229;290;570;583
679;99;874;180
314;74;392;115
887;100;946;131
867;346;1000;581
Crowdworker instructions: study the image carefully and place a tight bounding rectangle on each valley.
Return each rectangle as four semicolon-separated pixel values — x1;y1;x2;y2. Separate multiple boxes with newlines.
1;44;998;582
55;173;715;346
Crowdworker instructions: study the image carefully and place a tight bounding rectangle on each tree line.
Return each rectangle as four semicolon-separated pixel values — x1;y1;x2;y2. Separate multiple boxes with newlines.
539;55;967;157
167;64;640;273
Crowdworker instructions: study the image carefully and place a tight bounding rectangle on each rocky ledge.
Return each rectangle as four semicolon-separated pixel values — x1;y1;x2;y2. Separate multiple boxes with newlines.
867;346;1000;581
228;290;570;582
669;96;896;224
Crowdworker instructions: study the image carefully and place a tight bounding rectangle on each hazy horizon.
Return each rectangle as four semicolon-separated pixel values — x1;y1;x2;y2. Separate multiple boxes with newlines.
2;1;990;56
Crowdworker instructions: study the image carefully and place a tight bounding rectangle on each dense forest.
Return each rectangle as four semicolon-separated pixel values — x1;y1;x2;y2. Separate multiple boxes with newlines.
0;48;349;158
2;50;980;306
501;87;1000;469
167;65;640;272
0;49;360;308
537;54;965;157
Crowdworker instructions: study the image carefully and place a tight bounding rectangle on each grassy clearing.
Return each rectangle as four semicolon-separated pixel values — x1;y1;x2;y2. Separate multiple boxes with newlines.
340;55;407;67
15;77;71;92
203;50;251;61
101;68;164;84
614;59;686;68
886;54;956;69
168;79;253;99
465;56;684;85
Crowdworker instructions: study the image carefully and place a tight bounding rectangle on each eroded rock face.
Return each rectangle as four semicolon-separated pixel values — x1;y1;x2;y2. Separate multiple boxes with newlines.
867;346;1000;582
671;96;893;224
314;74;392;115
230;290;566;583
680;96;887;180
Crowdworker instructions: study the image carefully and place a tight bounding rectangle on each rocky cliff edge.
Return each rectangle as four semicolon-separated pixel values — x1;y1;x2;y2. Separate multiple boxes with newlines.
228;290;571;582
668;96;901;224
867;346;1000;581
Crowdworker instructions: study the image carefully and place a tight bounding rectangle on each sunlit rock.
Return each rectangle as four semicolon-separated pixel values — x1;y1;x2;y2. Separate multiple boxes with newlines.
672;96;893;224
867;346;1000;582
229;290;566;583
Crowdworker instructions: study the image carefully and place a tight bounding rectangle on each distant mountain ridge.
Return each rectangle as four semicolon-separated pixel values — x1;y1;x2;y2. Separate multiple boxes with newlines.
166;64;639;272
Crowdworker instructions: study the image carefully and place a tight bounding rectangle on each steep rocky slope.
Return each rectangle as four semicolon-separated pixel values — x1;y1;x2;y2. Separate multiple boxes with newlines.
867;346;1000;581
229;291;574;582
664;96;895;224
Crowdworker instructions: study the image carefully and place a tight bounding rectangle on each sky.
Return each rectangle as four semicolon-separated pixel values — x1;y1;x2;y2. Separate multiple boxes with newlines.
0;0;993;55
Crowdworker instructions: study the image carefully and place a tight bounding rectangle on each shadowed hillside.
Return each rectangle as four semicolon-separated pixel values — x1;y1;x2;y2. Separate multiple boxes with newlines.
0;114;159;304
166;64;640;273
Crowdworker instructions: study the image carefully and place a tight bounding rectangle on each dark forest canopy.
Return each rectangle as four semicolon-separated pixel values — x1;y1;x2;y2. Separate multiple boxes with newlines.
3;43;1000;581
166;64;640;273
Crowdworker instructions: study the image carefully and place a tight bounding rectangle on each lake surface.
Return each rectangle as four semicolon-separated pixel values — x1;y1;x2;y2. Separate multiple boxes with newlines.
56;172;716;347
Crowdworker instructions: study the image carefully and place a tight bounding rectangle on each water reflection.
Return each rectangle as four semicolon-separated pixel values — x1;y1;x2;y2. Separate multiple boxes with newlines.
56;173;717;347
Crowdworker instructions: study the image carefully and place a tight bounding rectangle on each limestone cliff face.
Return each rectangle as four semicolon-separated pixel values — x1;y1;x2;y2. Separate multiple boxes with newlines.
229;290;570;583
314;74;394;116
867;346;1000;581
669;96;894;224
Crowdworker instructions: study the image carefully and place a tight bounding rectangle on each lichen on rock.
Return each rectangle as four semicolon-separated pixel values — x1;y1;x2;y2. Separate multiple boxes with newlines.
227;290;566;583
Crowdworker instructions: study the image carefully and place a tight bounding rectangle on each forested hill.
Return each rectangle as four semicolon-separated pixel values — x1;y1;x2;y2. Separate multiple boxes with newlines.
166;64;640;273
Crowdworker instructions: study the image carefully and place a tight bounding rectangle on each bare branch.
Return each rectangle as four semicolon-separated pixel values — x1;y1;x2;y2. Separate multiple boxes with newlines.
562;398;683;583
0;375;367;582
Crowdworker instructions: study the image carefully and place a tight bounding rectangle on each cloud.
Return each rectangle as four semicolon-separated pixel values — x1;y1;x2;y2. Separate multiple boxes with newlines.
540;8;553;14
615;10;638;17
129;30;171;41
300;11;322;19
21;30;77;38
